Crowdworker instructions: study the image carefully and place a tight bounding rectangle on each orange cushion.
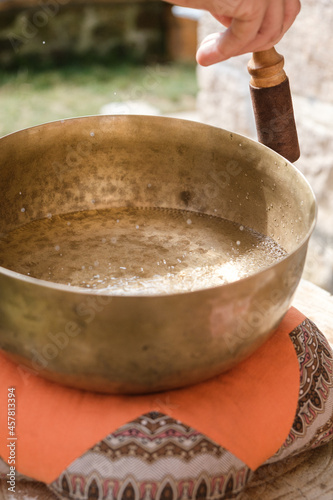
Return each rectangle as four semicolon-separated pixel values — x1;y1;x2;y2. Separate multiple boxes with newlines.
0;307;304;483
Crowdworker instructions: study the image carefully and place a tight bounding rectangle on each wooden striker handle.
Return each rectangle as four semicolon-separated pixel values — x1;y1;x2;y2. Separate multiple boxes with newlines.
248;47;300;163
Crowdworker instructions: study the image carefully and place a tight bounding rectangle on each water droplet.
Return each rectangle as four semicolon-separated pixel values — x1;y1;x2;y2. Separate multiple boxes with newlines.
19;192;22;195
54;245;60;251
21;208;25;213
111;237;117;243
42;41;45;44
236;240;241;246
116;219;120;223
91;199;96;204
136;225;140;229
239;225;244;231
147;183;152;188
90;132;95;137
47;213;52;219
187;219;192;225
82;266;85;270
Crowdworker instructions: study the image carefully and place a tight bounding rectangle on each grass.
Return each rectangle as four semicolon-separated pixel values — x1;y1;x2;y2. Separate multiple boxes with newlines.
0;62;198;137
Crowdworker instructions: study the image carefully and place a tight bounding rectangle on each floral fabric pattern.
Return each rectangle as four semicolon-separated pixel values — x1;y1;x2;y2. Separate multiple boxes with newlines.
1;318;333;499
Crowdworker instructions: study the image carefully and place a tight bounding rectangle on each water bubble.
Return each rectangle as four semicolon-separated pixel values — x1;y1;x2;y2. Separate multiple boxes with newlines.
90;132;95;137
187;219;192;225
19;192;22;195
116;219;120;223
54;245;60;251
91;199;96;204
136;225;140;229
42;41;46;44
111;237;117;244
47;213;52;219
236;240;241;246
239;225;244;231
21;208;26;213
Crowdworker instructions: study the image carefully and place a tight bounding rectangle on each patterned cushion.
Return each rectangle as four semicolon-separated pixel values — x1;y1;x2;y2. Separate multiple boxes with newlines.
1;316;332;499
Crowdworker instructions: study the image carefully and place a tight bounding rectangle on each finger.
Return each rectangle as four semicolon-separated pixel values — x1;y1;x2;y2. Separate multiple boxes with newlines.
221;0;286;57
197;11;265;66
282;0;301;32
256;0;285;44
196;32;225;66
212;14;233;28
235;0;300;55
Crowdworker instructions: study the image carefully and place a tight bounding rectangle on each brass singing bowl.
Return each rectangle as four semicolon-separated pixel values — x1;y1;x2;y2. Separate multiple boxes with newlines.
0;115;316;394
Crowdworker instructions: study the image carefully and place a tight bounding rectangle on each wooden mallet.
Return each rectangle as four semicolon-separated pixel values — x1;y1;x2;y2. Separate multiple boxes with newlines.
248;47;300;163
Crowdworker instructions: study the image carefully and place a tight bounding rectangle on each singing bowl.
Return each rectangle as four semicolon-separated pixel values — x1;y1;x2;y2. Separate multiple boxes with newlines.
0;115;316;394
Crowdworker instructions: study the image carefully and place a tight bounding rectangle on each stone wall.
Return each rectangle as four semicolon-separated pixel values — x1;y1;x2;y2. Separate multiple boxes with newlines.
0;0;170;67
197;0;333;292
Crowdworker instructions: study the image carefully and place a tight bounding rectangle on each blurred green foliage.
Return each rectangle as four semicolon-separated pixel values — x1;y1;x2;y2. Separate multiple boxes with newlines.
0;62;198;137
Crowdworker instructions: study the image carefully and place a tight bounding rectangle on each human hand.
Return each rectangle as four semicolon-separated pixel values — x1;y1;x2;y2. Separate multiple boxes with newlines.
165;0;301;65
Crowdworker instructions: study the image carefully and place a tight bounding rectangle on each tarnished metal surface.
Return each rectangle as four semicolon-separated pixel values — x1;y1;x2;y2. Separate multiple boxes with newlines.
0;116;316;393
